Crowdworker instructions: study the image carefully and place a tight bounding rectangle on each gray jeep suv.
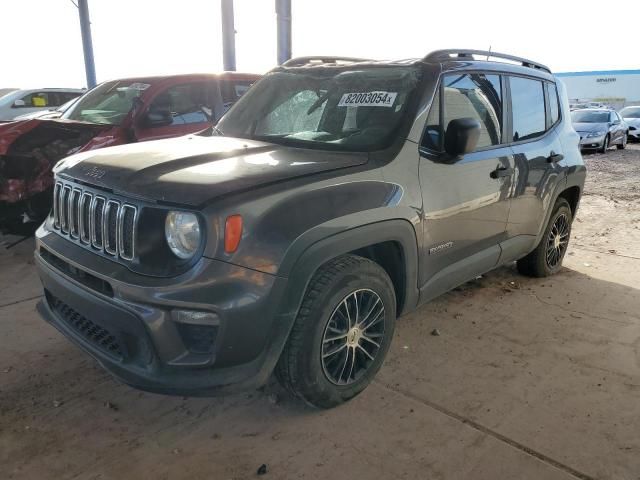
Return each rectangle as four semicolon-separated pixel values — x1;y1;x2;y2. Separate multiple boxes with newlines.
35;50;585;408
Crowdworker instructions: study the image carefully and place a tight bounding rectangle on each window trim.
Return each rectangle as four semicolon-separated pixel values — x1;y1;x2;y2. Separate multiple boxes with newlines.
545;81;562;129
420;70;564;157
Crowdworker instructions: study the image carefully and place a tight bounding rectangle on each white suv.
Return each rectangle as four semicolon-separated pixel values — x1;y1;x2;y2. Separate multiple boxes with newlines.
0;88;84;121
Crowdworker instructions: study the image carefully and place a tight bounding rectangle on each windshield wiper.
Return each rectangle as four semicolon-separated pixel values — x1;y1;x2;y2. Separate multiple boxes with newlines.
306;92;329;115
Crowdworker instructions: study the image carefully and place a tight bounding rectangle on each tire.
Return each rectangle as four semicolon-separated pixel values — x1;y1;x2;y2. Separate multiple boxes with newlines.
517;198;572;278
276;254;396;408
599;135;609;153
617;133;627;150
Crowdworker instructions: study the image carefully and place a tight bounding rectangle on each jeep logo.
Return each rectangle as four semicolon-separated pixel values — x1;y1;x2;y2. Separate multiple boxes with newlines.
83;166;107;179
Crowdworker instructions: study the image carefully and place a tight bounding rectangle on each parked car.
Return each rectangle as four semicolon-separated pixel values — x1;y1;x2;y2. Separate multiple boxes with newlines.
12;97;79;121
0;72;259;230
619;106;640;142
0;88;19;100
570;103;589;111
34;50;585;408
0;88;85;121
571;108;628;152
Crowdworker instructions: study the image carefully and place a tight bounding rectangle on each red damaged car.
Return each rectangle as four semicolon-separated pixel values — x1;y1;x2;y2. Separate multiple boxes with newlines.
0;72;259;231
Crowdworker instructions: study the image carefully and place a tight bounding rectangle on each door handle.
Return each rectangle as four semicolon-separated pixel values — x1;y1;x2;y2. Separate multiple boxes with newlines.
547;151;564;163
490;166;513;179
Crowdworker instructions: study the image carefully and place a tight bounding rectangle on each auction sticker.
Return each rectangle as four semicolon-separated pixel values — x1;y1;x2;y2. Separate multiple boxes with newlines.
338;91;397;107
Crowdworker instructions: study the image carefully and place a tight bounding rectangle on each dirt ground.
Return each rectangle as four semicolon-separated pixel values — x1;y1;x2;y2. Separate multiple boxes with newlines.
1;146;639;480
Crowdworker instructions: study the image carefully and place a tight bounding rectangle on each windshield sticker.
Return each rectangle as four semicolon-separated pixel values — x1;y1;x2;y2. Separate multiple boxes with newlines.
338;91;397;108
129;83;151;91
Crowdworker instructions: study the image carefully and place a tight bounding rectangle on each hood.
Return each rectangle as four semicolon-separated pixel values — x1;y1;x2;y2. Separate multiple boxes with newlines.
55;135;368;206
572;122;608;133
622;117;640;127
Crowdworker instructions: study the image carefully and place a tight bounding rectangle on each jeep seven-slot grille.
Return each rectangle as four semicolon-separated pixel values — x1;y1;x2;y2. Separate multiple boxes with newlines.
53;181;137;260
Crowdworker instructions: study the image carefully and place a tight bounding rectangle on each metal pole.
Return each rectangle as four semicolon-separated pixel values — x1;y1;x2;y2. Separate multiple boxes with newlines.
77;0;97;88
276;0;291;65
221;0;236;71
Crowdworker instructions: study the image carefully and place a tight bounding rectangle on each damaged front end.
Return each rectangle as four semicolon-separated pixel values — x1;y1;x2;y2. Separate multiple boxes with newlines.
0;120;117;230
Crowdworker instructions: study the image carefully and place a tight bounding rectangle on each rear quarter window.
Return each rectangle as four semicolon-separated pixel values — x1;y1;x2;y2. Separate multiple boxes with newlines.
547;82;560;126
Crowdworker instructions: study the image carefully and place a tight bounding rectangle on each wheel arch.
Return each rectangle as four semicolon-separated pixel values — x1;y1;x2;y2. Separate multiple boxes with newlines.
278;219;420;321
534;179;584;245
557;185;581;217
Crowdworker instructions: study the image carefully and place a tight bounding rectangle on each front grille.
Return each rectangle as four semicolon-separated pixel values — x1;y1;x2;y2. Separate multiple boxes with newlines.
53;181;138;260
46;291;124;360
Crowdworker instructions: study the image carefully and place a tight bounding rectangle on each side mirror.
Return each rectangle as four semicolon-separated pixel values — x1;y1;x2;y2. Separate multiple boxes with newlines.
144;109;173;127
12;99;26;108
444;118;481;158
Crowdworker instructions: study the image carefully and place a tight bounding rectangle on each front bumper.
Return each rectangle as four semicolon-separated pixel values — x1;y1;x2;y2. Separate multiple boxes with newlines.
35;225;294;396
628;128;640;141
579;134;605;149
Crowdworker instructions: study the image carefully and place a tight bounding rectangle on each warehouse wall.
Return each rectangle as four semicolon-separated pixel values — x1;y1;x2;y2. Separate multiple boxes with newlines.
556;71;640;107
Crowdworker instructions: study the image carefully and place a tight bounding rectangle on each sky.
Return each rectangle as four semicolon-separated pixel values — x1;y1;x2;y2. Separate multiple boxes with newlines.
3;0;637;89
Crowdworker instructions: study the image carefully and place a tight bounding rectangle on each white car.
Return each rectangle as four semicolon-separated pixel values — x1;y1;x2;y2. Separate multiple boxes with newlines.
12;97;79;121
620;106;640;142
0;88;18;99
0;88;84;121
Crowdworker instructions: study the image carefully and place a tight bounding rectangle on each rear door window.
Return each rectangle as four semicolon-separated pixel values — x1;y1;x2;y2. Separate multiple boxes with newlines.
58;92;81;104
510;77;546;141
17;91;50;108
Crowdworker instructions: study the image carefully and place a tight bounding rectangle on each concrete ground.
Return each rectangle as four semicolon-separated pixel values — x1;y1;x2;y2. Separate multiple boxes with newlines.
1;147;639;480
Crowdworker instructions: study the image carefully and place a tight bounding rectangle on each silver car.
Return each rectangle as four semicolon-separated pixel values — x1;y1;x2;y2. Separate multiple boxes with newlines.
0;88;84;121
620;106;640;142
12;97;79;121
571;108;628;152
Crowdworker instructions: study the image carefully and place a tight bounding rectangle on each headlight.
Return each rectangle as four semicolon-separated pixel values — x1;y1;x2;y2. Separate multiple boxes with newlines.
165;211;201;259
587;131;606;138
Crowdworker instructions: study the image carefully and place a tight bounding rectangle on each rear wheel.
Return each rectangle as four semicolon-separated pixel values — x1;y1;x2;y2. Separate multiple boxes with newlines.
617;133;627;150
517;198;572;277
276;254;396;408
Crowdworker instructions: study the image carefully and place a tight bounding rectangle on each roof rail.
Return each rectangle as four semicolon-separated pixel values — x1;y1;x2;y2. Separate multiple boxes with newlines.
281;56;373;67
424;49;551;73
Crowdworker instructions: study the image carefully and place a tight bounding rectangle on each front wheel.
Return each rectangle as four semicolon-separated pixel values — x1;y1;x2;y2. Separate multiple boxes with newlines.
517;198;572;277
599;135;610;153
617;133;627;150
276;254;396;408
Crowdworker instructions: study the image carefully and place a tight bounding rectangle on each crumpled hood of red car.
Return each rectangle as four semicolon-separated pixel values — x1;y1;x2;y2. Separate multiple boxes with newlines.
0;119;115;204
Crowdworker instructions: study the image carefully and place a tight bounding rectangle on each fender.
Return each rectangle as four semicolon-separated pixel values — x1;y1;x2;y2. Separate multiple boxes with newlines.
533;166;585;247
276;219;421;324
